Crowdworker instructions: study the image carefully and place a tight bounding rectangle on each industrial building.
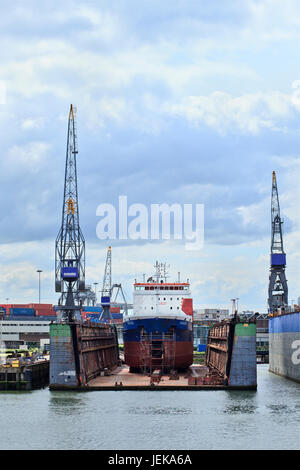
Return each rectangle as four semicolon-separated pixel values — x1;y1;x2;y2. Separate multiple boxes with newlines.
0;318;52;349
193;308;229;322
192;309;270;352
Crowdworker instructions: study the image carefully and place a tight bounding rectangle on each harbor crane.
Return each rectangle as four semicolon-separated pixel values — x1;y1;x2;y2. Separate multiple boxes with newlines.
99;246;129;321
268;171;288;313
55;104;85;322
100;245;113;321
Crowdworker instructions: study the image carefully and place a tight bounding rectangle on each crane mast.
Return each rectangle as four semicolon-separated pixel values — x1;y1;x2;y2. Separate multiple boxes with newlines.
268;171;288;313
100;246;113;321
55;104;85;321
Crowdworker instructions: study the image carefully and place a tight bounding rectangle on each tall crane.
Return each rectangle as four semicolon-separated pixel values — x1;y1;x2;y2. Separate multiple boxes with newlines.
268;171;288;313
55;104;85;321
99;246;130;321
100;246;112;321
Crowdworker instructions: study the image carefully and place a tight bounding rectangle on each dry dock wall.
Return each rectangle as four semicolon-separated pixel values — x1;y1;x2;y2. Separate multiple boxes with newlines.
49;322;119;389
229;323;257;387
49;324;78;387
206;319;257;389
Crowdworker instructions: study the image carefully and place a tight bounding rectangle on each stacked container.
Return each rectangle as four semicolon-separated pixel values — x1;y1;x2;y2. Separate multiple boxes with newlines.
86;313;101;323
29;303;57;317
9;307;35;316
0;303;57;318
82;306;103;313
0;305;11;316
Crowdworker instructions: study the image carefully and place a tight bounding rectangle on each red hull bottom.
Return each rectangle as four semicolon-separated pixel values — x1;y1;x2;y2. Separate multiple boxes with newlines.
124;341;193;369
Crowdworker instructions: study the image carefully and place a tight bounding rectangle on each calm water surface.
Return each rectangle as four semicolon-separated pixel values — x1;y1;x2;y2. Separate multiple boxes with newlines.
0;365;299;450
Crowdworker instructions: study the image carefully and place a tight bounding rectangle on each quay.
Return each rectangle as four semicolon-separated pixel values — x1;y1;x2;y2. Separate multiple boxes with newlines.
0;360;49;391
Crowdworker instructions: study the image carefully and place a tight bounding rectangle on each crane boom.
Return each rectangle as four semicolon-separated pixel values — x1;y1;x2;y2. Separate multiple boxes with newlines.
100;246;114;322
271;171;284;254
102;245;112;296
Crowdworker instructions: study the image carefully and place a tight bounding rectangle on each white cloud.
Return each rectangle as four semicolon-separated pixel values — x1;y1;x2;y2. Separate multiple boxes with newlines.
21;118;44;130
0;0;299;311
237;197;269;227
164;90;299;134
5;141;50;174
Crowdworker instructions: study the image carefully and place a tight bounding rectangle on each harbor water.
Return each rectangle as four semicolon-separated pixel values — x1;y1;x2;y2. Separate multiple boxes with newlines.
0;365;299;450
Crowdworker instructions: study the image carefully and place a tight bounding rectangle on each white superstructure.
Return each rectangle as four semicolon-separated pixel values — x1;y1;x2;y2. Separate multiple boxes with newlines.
125;262;193;322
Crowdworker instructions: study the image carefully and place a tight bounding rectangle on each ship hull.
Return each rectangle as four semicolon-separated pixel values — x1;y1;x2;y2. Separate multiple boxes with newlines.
269;312;300;383
123;317;193;370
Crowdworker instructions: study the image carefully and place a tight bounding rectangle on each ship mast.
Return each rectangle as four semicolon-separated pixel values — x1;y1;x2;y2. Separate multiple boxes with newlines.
154;261;169;282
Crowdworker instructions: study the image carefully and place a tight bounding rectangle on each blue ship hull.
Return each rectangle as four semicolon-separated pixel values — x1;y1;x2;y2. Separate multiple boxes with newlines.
123;317;193;369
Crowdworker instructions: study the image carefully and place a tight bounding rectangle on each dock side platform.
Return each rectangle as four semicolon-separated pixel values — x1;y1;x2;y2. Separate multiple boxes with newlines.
50;363;257;391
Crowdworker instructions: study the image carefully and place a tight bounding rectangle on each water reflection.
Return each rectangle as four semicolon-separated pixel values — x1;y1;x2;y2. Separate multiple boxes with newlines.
128;406;191;416
266;404;294;414
223;390;257;415
49;392;86;416
0;366;299;449
223;404;256;414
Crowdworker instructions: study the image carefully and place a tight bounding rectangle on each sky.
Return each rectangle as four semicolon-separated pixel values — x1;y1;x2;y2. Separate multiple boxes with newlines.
0;0;299;312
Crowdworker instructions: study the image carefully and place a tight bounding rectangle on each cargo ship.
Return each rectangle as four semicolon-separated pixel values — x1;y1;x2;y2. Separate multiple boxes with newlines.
123;262;193;372
269;309;300;383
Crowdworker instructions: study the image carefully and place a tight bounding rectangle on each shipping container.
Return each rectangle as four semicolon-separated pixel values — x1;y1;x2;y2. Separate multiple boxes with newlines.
35;310;56;316
28;303;53;308
111;313;123;319
9;308;35;316
86;313;101;319
82;306;103;313
0;305;11;316
110;306;121;314
10;304;30;308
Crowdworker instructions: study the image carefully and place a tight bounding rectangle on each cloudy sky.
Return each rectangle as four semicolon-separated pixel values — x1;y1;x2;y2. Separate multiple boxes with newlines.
0;0;299;312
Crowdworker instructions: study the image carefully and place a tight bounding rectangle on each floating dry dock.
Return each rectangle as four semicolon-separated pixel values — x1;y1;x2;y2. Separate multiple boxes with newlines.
49;316;257;391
